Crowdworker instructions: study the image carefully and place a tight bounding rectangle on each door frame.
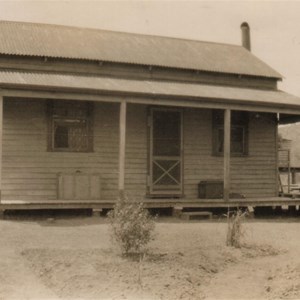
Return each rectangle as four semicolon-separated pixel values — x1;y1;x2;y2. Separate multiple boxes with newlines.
148;107;184;197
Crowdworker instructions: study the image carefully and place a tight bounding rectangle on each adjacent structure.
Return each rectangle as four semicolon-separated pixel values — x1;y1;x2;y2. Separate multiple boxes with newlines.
279;125;300;193
0;20;300;210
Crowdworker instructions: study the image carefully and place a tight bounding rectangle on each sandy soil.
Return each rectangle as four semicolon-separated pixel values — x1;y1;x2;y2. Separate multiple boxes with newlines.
0;214;299;300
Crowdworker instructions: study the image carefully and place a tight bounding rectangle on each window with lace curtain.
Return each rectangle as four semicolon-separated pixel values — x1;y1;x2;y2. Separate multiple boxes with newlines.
47;100;93;152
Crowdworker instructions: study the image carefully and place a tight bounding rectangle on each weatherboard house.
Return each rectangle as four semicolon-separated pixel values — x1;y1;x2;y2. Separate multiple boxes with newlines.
0;20;299;212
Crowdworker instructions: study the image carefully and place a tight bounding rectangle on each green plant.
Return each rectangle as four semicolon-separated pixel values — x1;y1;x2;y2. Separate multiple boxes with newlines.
108;196;155;255
226;208;247;248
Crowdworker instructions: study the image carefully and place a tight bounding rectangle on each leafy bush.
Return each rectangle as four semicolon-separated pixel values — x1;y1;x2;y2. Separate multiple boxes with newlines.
108;197;155;255
226;209;247;248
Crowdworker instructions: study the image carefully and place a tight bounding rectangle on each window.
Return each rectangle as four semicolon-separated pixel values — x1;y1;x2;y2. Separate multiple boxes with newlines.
212;110;248;156
48;100;93;152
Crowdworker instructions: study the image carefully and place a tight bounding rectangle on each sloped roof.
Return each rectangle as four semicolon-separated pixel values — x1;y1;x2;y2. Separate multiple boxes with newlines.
0;20;282;79
0;70;297;109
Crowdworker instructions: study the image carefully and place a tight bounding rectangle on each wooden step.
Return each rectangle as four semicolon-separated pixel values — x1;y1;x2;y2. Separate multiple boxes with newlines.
181;211;212;220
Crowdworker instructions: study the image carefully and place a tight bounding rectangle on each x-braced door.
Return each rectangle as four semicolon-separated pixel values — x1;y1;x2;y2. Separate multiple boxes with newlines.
149;108;183;196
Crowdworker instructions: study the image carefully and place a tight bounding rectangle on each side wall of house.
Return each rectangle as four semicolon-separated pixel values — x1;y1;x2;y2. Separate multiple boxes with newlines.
2;99;277;201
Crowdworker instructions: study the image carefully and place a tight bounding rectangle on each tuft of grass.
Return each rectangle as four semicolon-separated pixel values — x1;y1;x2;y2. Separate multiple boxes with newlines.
226;208;247;248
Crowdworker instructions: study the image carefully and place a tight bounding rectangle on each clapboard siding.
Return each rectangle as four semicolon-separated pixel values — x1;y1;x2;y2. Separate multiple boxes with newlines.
184;108;277;198
125;104;148;198
2;99;120;200
2;100;277;202
123;105;277;199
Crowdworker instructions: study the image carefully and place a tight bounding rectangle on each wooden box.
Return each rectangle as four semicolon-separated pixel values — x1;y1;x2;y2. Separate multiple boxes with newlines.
57;172;101;200
198;180;223;199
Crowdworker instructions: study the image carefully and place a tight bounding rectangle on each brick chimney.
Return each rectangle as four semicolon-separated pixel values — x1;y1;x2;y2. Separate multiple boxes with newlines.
241;22;251;51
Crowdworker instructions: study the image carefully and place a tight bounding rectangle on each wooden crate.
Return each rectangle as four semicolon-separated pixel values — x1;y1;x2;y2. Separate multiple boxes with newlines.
57;172;101;200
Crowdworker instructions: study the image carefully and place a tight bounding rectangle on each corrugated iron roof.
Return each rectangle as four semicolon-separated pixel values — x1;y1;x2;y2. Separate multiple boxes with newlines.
0;70;297;108
0;20;282;79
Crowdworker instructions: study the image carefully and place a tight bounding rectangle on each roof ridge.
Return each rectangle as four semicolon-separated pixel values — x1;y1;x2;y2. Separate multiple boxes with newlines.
0;19;242;49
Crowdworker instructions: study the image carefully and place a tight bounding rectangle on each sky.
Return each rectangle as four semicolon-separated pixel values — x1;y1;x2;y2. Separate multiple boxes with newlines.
0;0;300;96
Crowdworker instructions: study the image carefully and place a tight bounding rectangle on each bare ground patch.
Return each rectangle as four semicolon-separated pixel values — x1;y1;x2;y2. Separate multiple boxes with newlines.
0;218;299;299
20;240;281;299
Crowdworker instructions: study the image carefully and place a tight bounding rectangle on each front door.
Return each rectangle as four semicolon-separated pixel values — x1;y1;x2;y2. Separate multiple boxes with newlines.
149;108;183;196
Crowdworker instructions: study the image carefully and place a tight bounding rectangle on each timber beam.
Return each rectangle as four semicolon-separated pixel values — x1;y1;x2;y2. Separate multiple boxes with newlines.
0;197;300;210
2;88;300;116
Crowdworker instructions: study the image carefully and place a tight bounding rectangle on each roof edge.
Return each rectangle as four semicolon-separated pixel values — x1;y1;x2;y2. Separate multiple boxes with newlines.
0;19;243;49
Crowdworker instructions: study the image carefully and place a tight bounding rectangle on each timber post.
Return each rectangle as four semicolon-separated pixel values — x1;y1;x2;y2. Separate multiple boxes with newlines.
224;109;231;201
0;95;3;203
118;101;127;200
287;149;291;193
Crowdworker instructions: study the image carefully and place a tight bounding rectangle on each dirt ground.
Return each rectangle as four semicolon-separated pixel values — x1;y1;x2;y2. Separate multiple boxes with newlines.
0;213;299;300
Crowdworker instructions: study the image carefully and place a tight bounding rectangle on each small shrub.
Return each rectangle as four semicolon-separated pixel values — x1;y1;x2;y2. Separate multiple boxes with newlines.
108;196;155;255
226;208;247;248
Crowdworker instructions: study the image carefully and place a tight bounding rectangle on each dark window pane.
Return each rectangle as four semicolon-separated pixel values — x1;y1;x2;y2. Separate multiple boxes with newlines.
69;124;88;151
231;127;244;153
213;110;248;156
217;126;245;154
53;101;88;118
218;128;224;153
54;125;69;148
213;110;248;125
51;101;92;152
153;111;181;156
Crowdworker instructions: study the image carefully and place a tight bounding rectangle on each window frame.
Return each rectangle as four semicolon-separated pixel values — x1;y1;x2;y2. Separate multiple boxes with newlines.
47;100;93;153
212;110;249;157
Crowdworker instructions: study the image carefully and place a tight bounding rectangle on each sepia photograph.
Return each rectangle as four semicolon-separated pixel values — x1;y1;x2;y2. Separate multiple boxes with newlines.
0;0;299;299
